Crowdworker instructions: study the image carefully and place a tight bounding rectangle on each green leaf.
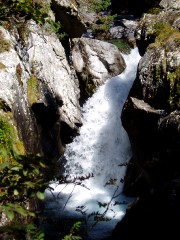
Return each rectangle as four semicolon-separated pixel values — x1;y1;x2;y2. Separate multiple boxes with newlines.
11;166;20;171
37;232;45;239
14;189;19;195
0;162;10;168
36;191;45;200
28;211;36;217
26;224;37;231
39;161;46;168
23;181;35;188
5;210;14;220
33;168;39;175
13;205;28;216
23;170;28;176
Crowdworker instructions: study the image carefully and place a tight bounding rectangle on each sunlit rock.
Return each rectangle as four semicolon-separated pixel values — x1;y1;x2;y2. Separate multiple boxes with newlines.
160;0;180;10
71;37;126;100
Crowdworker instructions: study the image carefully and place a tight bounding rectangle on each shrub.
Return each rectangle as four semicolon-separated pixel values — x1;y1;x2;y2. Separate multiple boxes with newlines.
0;0;61;33
90;0;111;12
0;154;48;239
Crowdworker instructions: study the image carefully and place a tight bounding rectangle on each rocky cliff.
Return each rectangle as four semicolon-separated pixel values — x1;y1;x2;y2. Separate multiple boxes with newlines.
0;3;126;163
111;1;180;239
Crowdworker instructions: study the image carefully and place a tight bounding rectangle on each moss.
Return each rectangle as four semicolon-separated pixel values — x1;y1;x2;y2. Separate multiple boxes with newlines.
154;64;161;82
147;7;162;15
27;75;40;105
0;30;11;53
168;67;180;109
0;62;6;70
157;25;179;45
108;39;131;54
149;22;180;48
0;113;25;164
84;76;97;96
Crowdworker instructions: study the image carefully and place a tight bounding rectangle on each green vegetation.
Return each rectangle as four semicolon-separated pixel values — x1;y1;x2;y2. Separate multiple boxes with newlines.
154;60;166;83
0;30;11;53
62;221;82;240
149;22;180;48
90;0;111;12
91;14;115;34
147;21;180;110
83;75;97;97
0;0;47;24
0;116;14;163
83;0;116;35
0;111;53;239
0;114;25;164
0;0;60;33
108;39;131;54
168;67;180;110
147;7;162;15
0;154;48;239
27;74;40;105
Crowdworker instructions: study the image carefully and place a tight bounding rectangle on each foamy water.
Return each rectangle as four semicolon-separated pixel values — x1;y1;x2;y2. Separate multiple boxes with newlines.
45;48;141;239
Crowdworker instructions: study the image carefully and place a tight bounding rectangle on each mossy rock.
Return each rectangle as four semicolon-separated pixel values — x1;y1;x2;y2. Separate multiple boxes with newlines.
168;67;180;110
0;112;25;164
27;74;41;105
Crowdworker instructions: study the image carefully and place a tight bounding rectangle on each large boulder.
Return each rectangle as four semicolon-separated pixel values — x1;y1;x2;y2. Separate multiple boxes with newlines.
51;0;86;37
71;37;126;103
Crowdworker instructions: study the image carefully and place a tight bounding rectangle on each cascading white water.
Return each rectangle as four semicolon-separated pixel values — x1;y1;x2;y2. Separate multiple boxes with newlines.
45;48;141;239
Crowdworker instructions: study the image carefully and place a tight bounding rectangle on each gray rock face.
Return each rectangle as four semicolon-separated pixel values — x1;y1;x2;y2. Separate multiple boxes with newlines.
110;19;138;43
133;47;179;110
0;21;81;155
0;25;40;153
51;0;86;37
26;22;81;128
71;37;126;92
117;5;180;239
159;0;180;10
122;31;179;192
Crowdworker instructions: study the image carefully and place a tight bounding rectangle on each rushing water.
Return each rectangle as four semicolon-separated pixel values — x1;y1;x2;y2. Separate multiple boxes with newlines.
44;48;141;239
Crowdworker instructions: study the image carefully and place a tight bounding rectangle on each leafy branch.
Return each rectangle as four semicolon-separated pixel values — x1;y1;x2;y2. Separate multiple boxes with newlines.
0;0;61;33
0;154;49;239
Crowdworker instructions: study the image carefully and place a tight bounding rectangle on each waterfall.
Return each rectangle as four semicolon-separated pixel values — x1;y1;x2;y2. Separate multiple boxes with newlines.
45;48;141;239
